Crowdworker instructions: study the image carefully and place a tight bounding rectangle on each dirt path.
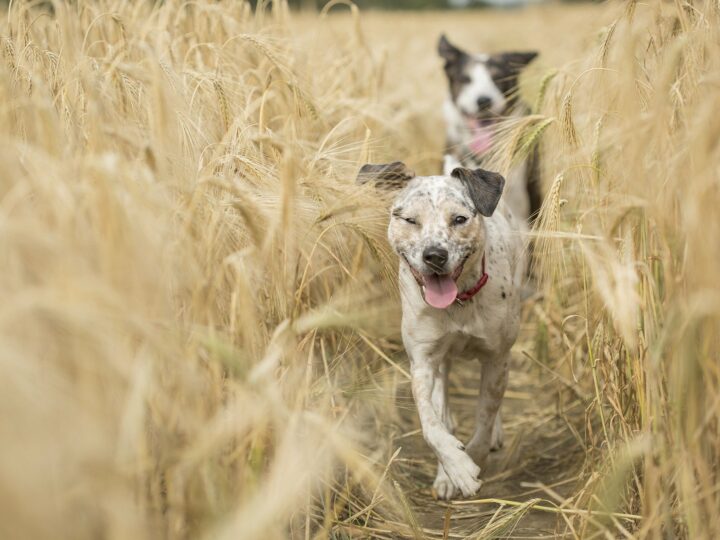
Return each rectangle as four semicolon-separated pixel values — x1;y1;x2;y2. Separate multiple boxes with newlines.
385;313;587;539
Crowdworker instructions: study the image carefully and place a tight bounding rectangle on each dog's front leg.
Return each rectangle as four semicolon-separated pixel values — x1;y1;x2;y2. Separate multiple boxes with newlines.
410;358;481;498
430;358;458;499
466;353;509;468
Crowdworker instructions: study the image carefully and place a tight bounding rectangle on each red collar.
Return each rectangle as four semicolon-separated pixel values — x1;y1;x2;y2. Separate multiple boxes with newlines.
456;255;489;303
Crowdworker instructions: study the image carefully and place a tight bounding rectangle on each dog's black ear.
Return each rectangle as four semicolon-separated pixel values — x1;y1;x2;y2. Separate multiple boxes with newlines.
451;167;505;217
438;34;465;63
487;51;538;97
357;162;415;190
492;51;539;72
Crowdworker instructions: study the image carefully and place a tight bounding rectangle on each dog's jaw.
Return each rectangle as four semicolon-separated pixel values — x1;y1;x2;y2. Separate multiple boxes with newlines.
402;256;468;309
400;238;487;310
455;246;484;294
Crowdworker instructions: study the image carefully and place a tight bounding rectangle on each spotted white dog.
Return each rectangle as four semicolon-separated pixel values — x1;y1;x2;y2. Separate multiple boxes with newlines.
357;161;526;500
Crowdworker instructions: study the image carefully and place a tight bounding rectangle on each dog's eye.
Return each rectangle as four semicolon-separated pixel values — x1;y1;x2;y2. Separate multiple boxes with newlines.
460;75;472;84
403;217;418;225
453;215;468;226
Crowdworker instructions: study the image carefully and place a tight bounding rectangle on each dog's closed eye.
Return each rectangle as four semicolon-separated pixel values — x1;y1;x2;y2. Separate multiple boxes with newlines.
392;210;418;225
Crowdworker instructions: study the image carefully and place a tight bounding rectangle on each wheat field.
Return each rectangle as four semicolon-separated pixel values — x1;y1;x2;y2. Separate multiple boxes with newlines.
0;0;718;538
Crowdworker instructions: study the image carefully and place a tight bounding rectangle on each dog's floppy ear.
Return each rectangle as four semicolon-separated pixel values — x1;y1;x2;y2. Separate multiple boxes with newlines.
451;167;505;217
438;34;465;63
356;161;415;190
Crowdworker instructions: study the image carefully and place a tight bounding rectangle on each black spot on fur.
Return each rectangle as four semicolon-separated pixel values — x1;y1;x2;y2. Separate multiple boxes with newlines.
501;292;506;299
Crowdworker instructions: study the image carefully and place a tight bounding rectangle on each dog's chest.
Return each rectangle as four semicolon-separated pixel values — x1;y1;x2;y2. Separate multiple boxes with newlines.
444;331;490;361
403;299;511;362
444;303;508;358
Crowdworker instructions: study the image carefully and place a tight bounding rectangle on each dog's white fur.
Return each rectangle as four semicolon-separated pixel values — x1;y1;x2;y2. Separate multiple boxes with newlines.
451;59;507;119
370;164;525;499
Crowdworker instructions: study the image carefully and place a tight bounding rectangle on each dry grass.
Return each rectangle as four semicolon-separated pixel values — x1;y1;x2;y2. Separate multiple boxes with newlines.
528;1;720;537
0;0;718;539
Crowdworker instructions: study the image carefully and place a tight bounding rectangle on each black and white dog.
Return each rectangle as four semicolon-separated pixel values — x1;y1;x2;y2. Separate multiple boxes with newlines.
438;35;542;224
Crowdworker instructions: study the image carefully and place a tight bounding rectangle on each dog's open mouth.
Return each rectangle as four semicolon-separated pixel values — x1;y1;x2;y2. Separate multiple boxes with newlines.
406;261;465;309
465;114;494;126
463;115;496;155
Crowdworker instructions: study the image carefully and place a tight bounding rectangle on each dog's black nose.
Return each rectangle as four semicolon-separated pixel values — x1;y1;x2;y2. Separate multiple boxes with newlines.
423;247;448;271
476;96;492;111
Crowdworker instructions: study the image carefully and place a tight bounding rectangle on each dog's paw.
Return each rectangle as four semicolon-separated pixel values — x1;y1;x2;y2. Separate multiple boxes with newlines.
432;465;457;500
490;416;504;451
441;447;482;498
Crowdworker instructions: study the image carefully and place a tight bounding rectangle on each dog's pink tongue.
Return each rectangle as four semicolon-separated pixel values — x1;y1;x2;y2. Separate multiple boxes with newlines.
467;119;493;155
470;129;493;154
423;274;458;309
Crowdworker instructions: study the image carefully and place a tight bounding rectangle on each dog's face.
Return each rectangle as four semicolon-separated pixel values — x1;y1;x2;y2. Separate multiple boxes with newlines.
438;34;537;120
357;163;505;308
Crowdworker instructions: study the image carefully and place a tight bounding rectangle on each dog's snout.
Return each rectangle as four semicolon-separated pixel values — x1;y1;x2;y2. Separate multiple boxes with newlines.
423;247;449;271
476;96;492;111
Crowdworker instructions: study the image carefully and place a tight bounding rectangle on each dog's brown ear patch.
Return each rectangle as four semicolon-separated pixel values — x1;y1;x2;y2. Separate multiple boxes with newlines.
452;167;505;217
356;162;415;190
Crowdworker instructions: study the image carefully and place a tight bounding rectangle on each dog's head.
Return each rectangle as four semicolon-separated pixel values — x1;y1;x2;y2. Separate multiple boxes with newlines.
438;34;537;120
357;161;505;309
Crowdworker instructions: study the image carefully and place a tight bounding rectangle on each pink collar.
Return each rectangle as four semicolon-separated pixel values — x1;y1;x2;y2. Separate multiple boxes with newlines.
456;255;489;303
